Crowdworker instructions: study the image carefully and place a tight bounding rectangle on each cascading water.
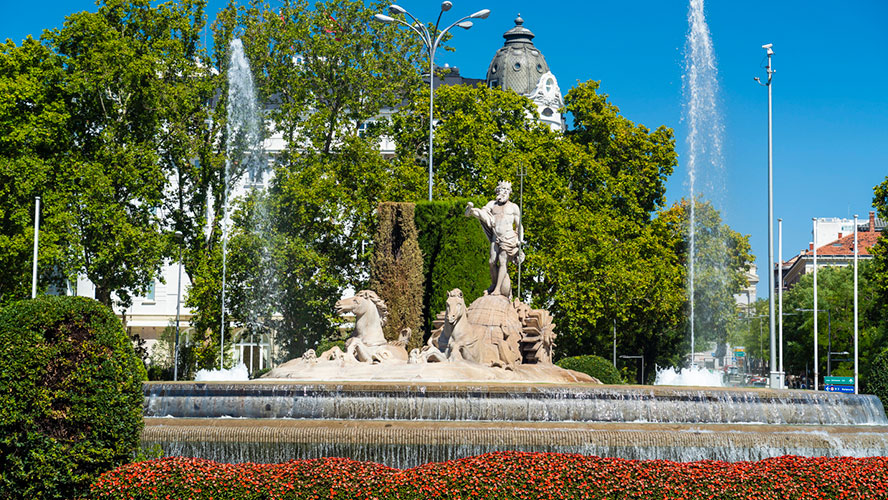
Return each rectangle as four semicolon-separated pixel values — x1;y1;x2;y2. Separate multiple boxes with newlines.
683;0;727;371
216;38;274;375
142;381;888;467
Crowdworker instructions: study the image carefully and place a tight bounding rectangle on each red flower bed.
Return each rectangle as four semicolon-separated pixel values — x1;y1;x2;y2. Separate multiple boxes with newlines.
91;452;888;500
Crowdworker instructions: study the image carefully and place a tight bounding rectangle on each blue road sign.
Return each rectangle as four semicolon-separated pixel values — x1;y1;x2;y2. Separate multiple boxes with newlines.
824;384;855;394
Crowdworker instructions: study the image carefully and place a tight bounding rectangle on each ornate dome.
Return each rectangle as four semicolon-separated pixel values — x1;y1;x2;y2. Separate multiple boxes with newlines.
486;16;564;131
485;16;551;95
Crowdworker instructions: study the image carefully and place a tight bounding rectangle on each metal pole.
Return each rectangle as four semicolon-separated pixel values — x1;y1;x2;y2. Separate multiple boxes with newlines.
613;318;617;368
778;218;784;389
174;232;184;381
756;44;777;388
765;46;778;389
32;196;41;298
813;217;819;391
428;44;435;201
854;214;859;394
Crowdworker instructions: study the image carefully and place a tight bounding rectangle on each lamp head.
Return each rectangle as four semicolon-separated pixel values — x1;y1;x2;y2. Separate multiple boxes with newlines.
374;13;394;23
441;1;452;11
470;8;491;19
388;4;406;15
762;43;774;55
457;20;473;29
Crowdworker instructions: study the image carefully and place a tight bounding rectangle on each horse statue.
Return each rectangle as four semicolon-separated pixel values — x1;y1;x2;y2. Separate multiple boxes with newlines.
442;288;520;368
322;290;408;363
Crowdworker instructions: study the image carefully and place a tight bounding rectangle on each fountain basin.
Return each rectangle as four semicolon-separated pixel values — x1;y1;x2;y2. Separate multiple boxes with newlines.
144;381;887;426
143;417;888;468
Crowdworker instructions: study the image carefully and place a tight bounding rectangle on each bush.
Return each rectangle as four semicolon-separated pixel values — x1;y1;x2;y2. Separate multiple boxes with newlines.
370;202;424;349
415;198;489;339
92;452;888;500
0;296;146;499
556;354;622;384
866;348;888;407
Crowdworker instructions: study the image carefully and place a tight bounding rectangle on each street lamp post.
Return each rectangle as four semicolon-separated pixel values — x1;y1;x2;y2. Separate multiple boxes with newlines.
813;218;819;390
754;43;777;389
374;2;490;201
778;218;784;388
173;230;184;382
620;355;644;385
853;214;859;393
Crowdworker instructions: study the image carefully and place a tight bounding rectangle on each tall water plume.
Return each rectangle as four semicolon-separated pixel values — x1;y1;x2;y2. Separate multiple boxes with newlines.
220;38;274;372
683;0;727;367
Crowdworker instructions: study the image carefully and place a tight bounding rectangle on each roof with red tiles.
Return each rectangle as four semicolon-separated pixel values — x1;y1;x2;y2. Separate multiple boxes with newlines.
806;231;884;257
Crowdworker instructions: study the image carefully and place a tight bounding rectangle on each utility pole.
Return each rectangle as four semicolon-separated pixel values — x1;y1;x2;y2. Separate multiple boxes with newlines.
755;43;778;389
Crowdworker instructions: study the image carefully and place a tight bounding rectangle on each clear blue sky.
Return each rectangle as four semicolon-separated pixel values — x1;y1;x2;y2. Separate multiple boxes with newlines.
3;1;887;300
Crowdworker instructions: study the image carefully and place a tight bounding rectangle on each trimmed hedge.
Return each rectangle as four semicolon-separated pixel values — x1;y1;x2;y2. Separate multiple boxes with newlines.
866;348;888;407
556;354;623;384
370;202;424;349
0;296;146;499
415;198;489;338
92;452;888;499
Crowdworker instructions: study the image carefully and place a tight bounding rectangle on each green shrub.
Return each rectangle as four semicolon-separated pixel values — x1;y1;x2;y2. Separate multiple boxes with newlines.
370;202;424;349
415;199;489;339
0;296;146;499
315;338;346;356
556;355;623;384
866;348;888;408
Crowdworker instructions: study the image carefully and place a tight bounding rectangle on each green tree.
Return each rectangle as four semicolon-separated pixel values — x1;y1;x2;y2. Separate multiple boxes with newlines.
665;198;753;363
391;81;689;376
0;38;70;306
27;0;217;313
370;202;423;348
867;176;888;364
781;263;880;386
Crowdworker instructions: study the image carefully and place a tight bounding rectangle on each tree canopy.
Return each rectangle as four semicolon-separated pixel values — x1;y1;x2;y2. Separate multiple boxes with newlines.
0;0;771;377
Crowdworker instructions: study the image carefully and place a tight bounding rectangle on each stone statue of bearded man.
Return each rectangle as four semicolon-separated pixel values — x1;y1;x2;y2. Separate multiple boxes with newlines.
465;181;525;297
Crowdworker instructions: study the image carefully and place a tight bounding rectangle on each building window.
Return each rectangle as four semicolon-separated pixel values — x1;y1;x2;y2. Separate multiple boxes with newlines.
144;282;155;302
542;107;554;117
536;63;543;72
545;78;554;93
489;79;498;88
513;62;521;70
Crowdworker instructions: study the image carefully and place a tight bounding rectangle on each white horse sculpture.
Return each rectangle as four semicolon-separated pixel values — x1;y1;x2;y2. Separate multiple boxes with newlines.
323;290;408;363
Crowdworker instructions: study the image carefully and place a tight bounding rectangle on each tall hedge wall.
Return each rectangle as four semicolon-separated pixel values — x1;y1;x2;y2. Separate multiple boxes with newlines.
415;199;490;339
0;296;146;499
370;202;424;349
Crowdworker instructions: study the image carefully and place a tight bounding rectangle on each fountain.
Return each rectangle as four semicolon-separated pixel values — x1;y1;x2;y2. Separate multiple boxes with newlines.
214;38;276;375
144;182;888;467
141;24;888;469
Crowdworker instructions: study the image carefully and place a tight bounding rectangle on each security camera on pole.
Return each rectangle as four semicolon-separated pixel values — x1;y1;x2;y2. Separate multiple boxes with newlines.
754;43;779;389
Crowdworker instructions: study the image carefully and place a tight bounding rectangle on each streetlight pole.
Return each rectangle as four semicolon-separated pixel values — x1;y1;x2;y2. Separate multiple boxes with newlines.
813;218;819;390
32;196;41;299
174;231;184;382
854;213;859;393
778;218;784;388
755;43;777;389
374;2;490;201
